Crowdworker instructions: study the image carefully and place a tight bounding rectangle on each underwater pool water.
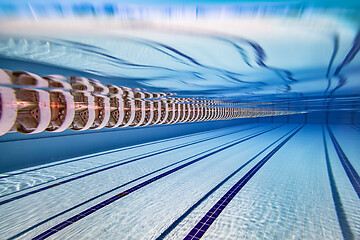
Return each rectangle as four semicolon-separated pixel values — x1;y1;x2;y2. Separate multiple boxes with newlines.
0;1;359;240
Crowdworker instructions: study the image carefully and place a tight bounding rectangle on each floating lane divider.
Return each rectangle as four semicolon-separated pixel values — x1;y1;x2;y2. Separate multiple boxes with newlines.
327;126;360;199
0;124;261;180
30;125;284;240
183;125;304;240
7;125;269;240
156;125;300;240
0;125;264;205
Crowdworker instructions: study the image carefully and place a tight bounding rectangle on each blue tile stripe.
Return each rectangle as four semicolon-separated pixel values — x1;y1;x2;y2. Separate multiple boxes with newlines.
30;125;283;240
0;125;263;206
156;125;299;240
327;126;360;199
183;125;303;240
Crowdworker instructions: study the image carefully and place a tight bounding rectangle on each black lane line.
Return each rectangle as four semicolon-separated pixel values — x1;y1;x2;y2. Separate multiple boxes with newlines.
183;125;303;240
1;125;264;200
30;125;284;240
0;124;258;180
0;124;265;205
323;126;354;240
327;126;360;199
156;125;299;240
7;124;277;240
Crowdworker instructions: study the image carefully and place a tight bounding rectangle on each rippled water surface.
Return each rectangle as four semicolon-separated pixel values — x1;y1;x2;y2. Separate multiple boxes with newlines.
0;6;359;106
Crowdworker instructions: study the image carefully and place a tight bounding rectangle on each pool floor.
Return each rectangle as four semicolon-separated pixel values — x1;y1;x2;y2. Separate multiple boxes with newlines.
0;123;359;239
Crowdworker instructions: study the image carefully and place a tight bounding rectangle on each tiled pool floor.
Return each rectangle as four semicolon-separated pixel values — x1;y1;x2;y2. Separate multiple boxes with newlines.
0;123;359;239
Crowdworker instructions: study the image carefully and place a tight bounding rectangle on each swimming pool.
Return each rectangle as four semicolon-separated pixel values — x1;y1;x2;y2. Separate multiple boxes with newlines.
0;1;359;239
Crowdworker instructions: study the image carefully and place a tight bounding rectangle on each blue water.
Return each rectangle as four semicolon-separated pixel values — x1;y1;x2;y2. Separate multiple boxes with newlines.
1;5;359;120
0;2;360;240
